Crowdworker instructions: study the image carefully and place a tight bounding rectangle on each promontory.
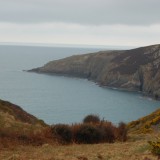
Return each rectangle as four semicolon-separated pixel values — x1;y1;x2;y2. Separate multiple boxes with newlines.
29;44;160;99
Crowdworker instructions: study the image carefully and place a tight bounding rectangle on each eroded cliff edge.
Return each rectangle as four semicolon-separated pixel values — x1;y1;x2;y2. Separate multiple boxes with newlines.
29;44;160;98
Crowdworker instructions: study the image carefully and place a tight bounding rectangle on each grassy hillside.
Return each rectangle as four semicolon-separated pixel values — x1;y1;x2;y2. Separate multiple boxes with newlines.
0;99;45;125
128;109;160;134
0;99;160;159
0;99;52;148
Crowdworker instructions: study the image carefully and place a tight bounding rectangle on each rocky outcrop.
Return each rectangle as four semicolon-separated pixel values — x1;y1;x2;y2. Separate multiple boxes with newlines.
29;44;160;98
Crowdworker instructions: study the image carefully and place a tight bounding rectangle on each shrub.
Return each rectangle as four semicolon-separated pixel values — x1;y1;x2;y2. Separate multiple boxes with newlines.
83;114;100;124
148;137;160;157
117;122;127;142
98;124;115;143
74;124;101;144
51;124;72;144
71;123;82;141
49;115;128;145
27;132;45;146
17;134;30;144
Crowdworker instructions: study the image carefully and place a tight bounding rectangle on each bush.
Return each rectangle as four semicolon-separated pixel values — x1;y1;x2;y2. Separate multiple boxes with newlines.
74;124;101;144
148;137;160;157
83;114;100;124
117;122;127;142
51;124;72;144
49;115;128;145
99;124;115;143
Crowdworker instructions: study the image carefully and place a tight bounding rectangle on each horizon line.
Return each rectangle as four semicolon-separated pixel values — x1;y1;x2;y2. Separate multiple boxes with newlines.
0;42;137;50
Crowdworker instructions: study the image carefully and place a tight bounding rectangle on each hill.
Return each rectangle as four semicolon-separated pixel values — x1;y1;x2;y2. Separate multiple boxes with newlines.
0;99;49;147
0;98;160;159
29;44;160;99
128;108;160;134
0;99;45;125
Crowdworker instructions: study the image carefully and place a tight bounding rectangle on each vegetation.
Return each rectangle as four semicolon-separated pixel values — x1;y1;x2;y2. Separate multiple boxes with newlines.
98;123;115;143
0;99;45;125
51;124;72;144
0;137;156;160
148;137;160;157
51;117;127;144
0;99;52;147
117;122;128;142
0;99;128;146
74;124;102;144
83;114;100;124
1;99;160;159
128;109;160;134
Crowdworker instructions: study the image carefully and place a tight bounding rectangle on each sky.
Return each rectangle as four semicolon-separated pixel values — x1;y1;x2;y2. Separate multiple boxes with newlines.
0;0;160;47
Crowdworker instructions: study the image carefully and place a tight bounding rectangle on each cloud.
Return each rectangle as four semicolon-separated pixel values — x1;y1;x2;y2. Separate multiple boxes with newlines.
0;0;159;46
0;22;160;46
0;0;159;25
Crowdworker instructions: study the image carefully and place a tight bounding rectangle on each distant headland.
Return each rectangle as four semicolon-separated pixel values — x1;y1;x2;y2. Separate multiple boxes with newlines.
29;44;160;99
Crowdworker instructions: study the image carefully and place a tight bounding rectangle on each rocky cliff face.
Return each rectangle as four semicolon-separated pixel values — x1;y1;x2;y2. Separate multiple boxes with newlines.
29;44;160;98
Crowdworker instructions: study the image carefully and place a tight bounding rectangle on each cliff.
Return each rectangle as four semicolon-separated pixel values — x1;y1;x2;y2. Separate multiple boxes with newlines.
29;44;160;98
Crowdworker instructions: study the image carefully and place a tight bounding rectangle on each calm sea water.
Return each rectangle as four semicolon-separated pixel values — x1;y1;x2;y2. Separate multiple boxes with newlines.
0;45;160;125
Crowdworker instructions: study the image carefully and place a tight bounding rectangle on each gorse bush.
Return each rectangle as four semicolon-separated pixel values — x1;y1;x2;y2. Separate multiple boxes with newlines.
148;137;160;156
127;109;160;134
83;114;100;124
51;124;72;144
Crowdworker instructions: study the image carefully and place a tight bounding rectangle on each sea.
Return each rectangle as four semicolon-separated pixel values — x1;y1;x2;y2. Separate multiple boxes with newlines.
0;44;160;125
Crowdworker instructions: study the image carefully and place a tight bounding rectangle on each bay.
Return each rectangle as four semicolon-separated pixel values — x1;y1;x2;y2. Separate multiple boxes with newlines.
0;45;160;124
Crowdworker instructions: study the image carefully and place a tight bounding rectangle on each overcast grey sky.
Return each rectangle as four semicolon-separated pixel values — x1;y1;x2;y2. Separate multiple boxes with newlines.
0;0;160;47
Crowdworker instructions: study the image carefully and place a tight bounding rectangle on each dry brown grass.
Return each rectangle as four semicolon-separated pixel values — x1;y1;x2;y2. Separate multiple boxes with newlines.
0;99;160;159
0;135;158;160
0;99;53;147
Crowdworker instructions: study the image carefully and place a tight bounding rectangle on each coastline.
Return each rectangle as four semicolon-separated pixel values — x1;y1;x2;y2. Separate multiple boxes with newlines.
26;70;159;101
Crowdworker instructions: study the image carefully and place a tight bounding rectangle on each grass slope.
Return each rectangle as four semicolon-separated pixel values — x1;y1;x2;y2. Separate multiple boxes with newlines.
0;99;50;148
0;99;160;159
128;109;160;134
0;136;157;160
0;99;45;125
